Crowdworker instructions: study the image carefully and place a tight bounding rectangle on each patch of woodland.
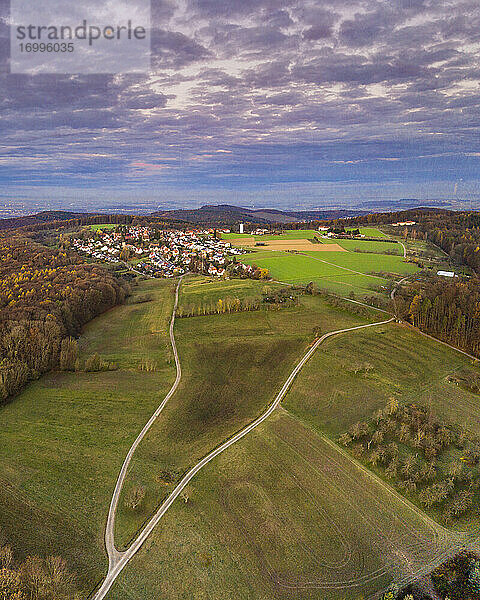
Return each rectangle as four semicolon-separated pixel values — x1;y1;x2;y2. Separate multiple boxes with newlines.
0;233;130;403
382;550;480;600
0;535;81;600
340;400;480;526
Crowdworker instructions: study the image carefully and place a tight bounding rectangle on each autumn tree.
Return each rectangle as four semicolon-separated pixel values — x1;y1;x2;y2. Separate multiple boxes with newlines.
124;486;145;511
59;338;78;371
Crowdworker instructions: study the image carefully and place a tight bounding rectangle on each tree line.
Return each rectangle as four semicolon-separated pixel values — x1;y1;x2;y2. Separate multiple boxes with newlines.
397;278;480;357
0;232;130;403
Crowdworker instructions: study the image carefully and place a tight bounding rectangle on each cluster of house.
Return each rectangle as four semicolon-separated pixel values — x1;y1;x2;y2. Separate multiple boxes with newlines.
317;226;366;239
71;225;250;279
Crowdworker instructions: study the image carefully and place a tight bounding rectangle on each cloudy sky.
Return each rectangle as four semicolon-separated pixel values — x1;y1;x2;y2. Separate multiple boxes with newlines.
1;0;480;213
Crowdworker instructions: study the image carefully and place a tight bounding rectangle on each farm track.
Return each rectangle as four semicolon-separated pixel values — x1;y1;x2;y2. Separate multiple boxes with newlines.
99;277;183;584
92;284;395;599
92;267;478;600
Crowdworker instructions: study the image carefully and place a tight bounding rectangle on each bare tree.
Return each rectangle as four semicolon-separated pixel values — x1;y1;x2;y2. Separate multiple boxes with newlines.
0;545;13;568
180;484;194;503
124;486;146;510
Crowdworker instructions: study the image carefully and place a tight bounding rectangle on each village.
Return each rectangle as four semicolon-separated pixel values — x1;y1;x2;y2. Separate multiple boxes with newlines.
71;225;255;279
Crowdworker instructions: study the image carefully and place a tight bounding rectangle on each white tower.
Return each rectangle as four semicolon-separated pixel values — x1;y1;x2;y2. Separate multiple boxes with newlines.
239;223;244;234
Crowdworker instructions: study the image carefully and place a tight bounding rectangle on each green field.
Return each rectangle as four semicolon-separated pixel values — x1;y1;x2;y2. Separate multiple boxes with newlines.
108;411;454;600
239;250;418;297
0;279;177;591
284;323;480;439
177;277;283;313
0;276;379;596
90;223;117;231
222;230;318;241
106;308;480;600
328;239;403;255
114;275;380;546
355;227;389;238
222;226;419;298
2;269;476;600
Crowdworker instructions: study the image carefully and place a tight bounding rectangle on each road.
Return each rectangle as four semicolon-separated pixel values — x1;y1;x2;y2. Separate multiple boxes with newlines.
92;298;394;599
101;276;183;574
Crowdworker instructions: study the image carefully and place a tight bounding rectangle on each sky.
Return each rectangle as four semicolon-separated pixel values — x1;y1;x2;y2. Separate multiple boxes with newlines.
1;0;480;214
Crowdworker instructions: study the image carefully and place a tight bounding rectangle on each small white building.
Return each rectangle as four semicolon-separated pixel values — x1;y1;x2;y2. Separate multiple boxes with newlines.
437;270;458;278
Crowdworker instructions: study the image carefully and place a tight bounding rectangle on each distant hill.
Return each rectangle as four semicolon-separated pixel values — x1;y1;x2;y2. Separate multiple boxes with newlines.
0;211;101;231
152;204;367;225
0;203;454;232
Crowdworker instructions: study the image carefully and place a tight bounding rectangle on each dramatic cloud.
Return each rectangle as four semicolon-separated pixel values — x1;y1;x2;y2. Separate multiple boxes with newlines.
1;0;480;210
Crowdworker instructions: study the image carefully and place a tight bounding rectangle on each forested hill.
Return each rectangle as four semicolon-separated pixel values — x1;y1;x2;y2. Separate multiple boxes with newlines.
0;232;130;403
0;211;101;230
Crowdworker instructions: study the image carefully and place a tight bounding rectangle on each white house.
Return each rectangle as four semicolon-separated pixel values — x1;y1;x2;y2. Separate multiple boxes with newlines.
437;270;458;278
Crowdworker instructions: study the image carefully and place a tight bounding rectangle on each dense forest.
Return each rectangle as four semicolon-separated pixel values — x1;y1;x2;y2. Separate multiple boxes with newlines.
396;279;480;357
0;232;130;403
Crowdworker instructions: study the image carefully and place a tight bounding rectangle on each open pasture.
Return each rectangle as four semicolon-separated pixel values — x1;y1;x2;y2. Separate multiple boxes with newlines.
0;279;177;590
176;275;281;313
90;223;117;231
114;281;378;546
284;322;480;438
222;230;319;241
331;239;403;255
238;249;418;296
354;227;389;238
108;412;454;600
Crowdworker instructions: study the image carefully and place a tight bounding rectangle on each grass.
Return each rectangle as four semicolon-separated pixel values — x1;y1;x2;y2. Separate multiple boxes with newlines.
114;279;377;546
177;276;283;313
222;230;318;241
331;239;403;255
2;270;476;599
0;279;177;591
284;322;480;440
0;277;375;595
356;227;389;238
238;250;419;297
90;223;117;231
222;233;253;239
283;322;480;532
224;227;415;297
108;411;453;600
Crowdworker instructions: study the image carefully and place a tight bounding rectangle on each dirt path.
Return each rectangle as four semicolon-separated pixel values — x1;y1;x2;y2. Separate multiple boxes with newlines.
92;308;394;599
101;276;183;575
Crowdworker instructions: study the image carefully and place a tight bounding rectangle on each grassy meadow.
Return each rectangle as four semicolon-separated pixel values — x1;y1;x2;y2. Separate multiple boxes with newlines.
238;249;418;296
284;322;480;439
176;276;283;313
223;227;420;298
90;223;118;231
114;275;379;546
0;275;377;595
0;279;177;590
1;269;477;600
108;411;453;600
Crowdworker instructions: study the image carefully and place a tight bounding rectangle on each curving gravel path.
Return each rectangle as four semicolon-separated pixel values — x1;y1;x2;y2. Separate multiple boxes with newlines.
93;299;394;599
101;277;183;575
